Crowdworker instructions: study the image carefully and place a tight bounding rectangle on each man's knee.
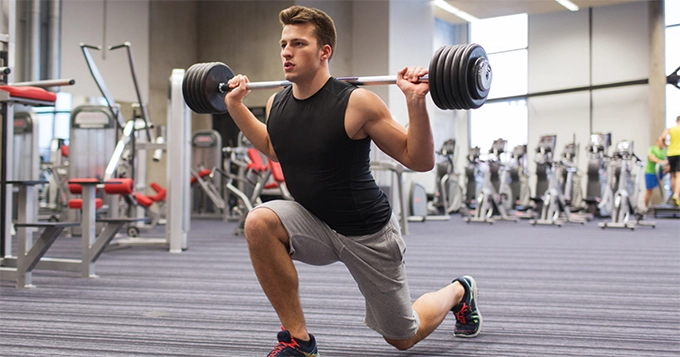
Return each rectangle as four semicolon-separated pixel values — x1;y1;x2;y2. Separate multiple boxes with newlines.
384;336;416;351
243;208;287;245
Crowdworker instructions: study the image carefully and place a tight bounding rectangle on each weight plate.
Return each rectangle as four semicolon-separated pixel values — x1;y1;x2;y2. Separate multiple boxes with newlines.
183;63;204;113
467;45;491;102
448;45;466;110
429;46;448;110
205;62;234;114
439;46;457;109
186;63;204;113
197;63;217;113
456;44;477;109
441;45;461;110
471;57;491;100
449;44;466;109
190;63;211;113
466;44;493;109
436;46;453;109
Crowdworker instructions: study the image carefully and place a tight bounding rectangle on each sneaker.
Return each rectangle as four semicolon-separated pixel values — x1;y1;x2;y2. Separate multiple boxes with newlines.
673;195;680;207
451;275;482;338
267;330;319;357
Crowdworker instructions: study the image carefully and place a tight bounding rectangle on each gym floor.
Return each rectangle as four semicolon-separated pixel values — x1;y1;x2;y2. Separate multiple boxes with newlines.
1;215;679;356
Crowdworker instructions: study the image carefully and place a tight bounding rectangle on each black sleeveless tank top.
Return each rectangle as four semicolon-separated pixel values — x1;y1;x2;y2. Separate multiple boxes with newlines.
267;78;391;236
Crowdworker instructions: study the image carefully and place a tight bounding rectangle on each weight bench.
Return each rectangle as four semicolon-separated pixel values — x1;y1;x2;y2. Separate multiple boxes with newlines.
0;181;78;288
68;179;150;275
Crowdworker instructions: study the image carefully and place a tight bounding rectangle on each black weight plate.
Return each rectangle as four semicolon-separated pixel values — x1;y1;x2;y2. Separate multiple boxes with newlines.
193;63;213;113
440;45;460;110
468;45;491;101
434;46;455;109
191;63;210;114
428;46;448;110
470;58;490;100
467;44;493;109
429;46;446;110
205;62;234;114
183;63;204;113
186;63;205;113
436;46;454;110
198;63;218;113
457;44;477;110
449;44;467;109
446;45;465;110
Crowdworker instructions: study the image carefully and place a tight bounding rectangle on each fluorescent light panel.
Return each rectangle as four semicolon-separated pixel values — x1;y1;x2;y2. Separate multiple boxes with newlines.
433;0;478;22
555;0;580;11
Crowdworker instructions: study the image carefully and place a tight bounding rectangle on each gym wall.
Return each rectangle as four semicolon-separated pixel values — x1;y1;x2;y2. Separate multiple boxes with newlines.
21;0;662;196
60;0;150;104
527;1;660;193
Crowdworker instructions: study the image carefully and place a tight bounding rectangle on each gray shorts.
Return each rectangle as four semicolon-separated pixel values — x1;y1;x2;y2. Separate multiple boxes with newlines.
252;200;420;340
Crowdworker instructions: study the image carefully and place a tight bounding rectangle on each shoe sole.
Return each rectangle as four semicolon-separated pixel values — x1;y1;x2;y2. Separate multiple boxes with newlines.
455;275;483;338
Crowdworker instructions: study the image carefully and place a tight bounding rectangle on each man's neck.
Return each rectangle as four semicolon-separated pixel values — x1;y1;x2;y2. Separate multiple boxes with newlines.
292;70;331;100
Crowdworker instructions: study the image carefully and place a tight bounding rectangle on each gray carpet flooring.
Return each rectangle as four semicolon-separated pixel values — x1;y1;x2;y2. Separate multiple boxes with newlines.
1;214;679;357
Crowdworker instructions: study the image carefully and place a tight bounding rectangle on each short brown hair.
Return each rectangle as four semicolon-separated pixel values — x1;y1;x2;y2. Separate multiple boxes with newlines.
279;5;336;59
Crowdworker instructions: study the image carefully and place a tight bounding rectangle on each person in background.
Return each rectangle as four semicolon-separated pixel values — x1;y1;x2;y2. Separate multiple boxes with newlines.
643;136;667;210
659;115;680;206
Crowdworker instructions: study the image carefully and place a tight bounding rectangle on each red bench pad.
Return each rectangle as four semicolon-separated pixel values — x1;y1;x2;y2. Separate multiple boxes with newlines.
0;85;57;103
68;198;103;210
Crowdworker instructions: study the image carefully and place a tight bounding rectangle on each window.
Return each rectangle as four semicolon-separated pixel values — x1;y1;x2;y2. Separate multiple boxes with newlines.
469;100;527;157
34;92;72;161
666;0;680;27
469;13;528;156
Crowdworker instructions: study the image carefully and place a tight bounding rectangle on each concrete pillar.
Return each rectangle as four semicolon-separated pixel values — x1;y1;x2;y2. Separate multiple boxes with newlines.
649;0;665;142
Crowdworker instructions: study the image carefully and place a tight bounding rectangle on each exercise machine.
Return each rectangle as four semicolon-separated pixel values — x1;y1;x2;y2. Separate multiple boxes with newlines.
583;133;613;217
191;130;224;219
429;139;463;216
508;145;532;210
559;140;592;221
531;140;587;227
463;146;481;210
599;140;655;229
464;139;518;224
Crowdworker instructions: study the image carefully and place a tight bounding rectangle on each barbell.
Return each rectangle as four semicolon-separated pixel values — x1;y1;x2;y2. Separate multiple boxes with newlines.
182;43;492;114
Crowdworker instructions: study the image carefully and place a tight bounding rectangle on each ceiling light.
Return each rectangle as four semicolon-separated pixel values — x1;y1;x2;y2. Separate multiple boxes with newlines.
555;0;579;11
433;0;478;22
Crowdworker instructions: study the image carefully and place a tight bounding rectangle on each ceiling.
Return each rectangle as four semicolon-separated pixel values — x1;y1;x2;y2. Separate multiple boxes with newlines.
434;0;651;24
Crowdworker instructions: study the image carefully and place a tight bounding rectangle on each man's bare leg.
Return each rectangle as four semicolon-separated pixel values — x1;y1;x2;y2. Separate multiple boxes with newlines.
244;208;310;341
384;281;465;350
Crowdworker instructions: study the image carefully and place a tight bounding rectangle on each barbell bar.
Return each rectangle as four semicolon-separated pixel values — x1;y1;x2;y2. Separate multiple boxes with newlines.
182;43;492;114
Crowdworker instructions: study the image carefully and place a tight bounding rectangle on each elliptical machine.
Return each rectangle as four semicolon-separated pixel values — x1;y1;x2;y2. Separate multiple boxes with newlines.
464;139;518;224
508;144;532;210
560;140;592;221
598;141;655;230
428;139;463;216
463;146;481;211
531;139;587;227
584;133;613;217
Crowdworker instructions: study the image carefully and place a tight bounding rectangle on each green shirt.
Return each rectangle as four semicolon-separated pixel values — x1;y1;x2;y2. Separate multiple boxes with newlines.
646;145;666;174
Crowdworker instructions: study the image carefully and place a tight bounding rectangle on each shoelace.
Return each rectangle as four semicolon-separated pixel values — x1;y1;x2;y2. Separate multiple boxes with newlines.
268;339;301;356
455;302;469;324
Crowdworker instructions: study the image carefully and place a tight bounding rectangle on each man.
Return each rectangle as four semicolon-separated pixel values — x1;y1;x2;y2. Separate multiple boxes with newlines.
224;5;481;357
643;136;667;209
659;115;680;206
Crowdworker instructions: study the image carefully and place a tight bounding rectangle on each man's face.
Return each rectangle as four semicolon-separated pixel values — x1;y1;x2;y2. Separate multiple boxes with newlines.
280;23;323;82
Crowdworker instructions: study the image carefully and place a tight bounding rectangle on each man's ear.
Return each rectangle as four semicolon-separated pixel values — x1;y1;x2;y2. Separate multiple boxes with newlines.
321;44;332;61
